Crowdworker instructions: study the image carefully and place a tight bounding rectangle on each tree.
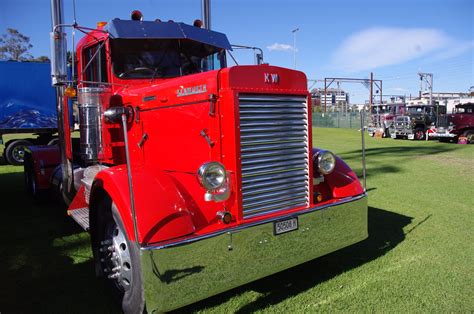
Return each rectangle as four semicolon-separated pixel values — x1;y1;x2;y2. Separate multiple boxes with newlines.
31;56;50;62
0;28;33;61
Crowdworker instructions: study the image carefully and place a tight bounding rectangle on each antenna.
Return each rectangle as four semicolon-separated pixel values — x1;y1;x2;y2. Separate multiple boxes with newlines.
72;0;77;25
71;0;77;83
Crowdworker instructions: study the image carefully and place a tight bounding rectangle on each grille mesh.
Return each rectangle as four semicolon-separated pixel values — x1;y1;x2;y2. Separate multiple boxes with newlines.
239;95;310;218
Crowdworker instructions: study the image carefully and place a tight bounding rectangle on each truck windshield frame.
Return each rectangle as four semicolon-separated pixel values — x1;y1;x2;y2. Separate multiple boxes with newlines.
110;38;226;79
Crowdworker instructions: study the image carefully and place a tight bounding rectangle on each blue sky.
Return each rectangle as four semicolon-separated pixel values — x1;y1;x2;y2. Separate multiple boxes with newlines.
1;0;472;103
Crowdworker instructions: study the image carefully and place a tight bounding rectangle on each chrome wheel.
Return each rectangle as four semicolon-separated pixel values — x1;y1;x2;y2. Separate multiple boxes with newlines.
12;145;26;163
100;217;133;291
5;139;32;165
414;128;425;140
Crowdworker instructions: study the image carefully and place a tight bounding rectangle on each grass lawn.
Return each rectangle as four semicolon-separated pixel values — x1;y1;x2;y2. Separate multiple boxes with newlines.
0;128;473;312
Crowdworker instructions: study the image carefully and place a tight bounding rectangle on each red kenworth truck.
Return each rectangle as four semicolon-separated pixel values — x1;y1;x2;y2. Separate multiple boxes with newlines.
433;102;474;143
24;0;368;312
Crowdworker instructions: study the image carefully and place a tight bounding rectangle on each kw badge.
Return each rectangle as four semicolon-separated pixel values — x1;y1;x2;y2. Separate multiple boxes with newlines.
264;73;279;84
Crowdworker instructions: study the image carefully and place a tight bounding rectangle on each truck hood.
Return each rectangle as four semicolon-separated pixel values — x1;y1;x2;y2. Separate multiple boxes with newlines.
113;65;308;174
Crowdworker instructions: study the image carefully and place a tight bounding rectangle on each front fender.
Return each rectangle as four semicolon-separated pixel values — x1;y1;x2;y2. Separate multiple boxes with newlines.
312;148;364;199
91;165;196;245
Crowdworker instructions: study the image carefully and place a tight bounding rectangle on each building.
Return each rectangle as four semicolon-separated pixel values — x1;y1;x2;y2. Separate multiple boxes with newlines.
311;87;349;111
408;90;474;112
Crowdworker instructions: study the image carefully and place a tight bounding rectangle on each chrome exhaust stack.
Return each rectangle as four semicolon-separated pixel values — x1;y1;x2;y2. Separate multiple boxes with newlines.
201;0;211;30
50;0;75;204
50;0;67;86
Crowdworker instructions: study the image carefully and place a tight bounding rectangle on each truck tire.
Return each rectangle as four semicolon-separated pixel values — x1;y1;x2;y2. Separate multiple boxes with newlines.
4;139;33;165
414;128;425;141
94;201;145;314
463;130;474;144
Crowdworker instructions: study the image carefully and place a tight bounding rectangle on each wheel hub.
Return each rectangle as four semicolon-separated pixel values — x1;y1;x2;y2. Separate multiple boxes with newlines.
100;222;133;290
12;146;26;163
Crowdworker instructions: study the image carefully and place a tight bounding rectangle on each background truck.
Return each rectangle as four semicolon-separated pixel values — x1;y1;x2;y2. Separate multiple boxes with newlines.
390;104;446;140
431;102;474;143
25;0;368;312
367;102;406;137
0;61;58;165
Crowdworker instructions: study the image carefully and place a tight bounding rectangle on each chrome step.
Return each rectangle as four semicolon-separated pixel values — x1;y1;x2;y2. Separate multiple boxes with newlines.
68;207;89;231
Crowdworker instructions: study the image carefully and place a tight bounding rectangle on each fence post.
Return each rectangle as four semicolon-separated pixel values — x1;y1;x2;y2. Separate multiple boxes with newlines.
360;111;367;191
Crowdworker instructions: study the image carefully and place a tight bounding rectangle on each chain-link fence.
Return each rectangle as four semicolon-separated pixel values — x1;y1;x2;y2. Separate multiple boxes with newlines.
312;112;365;129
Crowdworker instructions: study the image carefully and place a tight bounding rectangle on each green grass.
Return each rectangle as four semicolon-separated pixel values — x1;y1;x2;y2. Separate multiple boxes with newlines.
0;128;473;312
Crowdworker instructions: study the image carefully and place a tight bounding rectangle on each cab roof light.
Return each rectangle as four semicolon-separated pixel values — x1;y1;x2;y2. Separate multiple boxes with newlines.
131;10;143;21
193;19;203;28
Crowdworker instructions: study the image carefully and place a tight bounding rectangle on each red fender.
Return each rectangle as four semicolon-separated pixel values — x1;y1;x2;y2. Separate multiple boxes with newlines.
312;148;364;199
91;165;196;245
26;145;60;190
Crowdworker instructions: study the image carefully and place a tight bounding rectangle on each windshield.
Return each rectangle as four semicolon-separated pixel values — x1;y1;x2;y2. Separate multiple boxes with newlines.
407;106;426;114
371;106;391;114
455;105;474;113
110;39;225;79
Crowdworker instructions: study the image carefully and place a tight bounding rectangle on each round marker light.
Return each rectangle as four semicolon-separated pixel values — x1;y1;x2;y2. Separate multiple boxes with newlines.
193;19;203;28
198;162;226;190
131;10;143;21
317;151;336;175
65;85;77;98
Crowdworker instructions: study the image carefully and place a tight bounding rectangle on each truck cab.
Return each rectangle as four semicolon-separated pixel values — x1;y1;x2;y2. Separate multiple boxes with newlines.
367;102;406;137
390;104;445;140
433;103;474;143
33;12;368;313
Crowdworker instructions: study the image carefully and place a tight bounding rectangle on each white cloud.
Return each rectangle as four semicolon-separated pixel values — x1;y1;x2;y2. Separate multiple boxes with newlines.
331;27;472;72
267;43;294;52
430;40;474;61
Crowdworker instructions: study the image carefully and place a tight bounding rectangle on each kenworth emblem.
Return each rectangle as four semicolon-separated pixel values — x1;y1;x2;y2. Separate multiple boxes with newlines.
264;73;279;84
176;84;207;97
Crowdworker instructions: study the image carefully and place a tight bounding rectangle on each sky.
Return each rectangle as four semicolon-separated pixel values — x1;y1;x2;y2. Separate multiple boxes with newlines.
1;0;473;103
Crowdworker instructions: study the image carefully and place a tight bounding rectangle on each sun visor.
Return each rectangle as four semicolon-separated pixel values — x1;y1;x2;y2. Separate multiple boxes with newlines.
105;19;232;50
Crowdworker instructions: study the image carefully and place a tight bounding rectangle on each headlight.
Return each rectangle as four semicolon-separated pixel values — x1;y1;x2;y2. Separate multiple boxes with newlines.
198;162;226;190
317;151;336;175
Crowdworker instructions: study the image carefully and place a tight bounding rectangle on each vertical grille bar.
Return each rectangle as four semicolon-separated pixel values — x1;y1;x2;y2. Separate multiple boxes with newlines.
239;95;310;218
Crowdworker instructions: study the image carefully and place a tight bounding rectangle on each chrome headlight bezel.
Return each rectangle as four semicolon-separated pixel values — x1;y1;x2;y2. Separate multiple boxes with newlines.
316;150;336;175
197;162;227;191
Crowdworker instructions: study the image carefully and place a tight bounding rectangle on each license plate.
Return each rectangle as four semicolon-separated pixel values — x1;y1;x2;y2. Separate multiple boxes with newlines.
274;217;298;235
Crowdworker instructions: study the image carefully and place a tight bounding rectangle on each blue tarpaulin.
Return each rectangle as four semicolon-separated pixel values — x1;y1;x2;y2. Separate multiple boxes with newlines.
0;61;57;130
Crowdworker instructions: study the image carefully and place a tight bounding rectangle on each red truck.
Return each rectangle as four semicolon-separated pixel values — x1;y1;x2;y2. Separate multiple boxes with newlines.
24;1;368;312
367;102;406;137
432;103;474;143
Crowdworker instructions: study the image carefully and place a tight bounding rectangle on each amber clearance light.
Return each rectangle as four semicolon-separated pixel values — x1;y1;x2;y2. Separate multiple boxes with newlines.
65;85;77;98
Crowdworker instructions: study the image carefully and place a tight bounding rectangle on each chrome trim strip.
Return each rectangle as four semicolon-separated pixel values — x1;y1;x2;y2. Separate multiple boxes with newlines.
141;193;366;251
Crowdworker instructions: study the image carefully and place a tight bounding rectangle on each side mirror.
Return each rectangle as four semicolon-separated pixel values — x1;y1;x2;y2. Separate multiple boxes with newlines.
104;106;134;124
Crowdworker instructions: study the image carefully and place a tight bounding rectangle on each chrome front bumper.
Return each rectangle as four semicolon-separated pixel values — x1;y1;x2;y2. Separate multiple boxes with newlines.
140;194;368;312
430;132;456;138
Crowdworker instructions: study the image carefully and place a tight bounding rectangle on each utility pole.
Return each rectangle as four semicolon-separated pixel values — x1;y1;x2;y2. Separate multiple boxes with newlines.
418;72;433;105
292;27;299;69
369;72;373;115
418;72;435;124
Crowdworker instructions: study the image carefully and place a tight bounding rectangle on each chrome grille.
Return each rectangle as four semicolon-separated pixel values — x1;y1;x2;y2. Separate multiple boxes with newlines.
239;95;310;218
